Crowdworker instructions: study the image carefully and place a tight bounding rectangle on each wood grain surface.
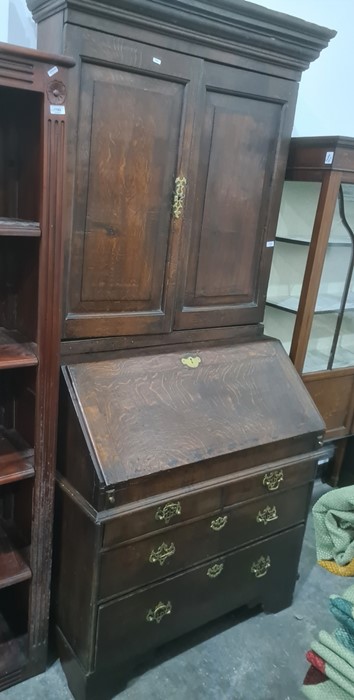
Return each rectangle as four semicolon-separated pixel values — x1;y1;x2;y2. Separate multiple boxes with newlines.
67;339;324;485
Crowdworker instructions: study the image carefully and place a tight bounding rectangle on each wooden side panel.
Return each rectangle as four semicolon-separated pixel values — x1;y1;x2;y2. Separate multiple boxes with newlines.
174;63;297;330
304;369;354;439
79;71;182;306
64;30;201;339
54;490;99;672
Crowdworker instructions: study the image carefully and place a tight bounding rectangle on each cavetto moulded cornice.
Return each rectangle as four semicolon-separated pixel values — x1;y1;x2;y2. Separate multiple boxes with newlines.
27;0;336;73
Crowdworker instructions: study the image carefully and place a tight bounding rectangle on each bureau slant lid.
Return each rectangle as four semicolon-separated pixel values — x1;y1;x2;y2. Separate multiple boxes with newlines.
63;339;324;488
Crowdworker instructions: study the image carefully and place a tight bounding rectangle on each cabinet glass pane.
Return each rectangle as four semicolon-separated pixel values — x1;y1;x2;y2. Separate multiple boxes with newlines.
305;183;354;372
263;305;296;354
264;181;321;350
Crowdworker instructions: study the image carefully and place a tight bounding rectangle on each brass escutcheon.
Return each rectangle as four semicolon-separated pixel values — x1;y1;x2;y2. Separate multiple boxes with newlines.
263;470;284;492
210;515;228;532
207;563;224;579
155;502;181;525
149;542;176;566
172;176;187;219
256;505;278;526
146;601;172;624
180;355;201;369
251;555;271;578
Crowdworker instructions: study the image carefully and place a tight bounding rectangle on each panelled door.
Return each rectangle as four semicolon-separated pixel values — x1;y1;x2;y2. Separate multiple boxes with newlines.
173;61;297;330
64;28;202;339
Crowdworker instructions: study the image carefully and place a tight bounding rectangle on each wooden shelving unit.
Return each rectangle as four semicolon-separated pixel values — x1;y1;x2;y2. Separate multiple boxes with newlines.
0;42;74;691
264;137;354;484
0;524;31;590
0;328;38;369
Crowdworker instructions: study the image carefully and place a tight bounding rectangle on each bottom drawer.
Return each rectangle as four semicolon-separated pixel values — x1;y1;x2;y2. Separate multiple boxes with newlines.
95;524;304;668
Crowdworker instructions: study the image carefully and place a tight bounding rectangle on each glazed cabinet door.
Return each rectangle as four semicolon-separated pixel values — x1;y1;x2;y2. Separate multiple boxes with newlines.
63;29;201;338
174;62;297;330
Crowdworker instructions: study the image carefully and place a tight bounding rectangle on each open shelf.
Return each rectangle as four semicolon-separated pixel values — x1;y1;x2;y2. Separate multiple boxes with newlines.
0;523;31;591
0;218;40;238
267;293;354;315
0;429;34;486
0;329;38;370
276;235;351;247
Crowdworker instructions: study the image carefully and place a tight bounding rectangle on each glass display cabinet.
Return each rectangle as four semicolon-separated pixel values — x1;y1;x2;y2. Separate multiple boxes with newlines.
264;137;354;483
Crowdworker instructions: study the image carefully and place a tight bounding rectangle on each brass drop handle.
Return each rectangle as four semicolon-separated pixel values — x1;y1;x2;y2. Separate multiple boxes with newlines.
256;505;278;526
251;555;271;578
263;470;284;492
149;542;176;566
207;563;224;579
155;501;181;525
146;601;172;624
210;515;228;532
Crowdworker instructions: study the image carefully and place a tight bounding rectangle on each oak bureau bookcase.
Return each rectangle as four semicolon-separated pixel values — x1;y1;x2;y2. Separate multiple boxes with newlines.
27;1;334;698
0;43;74;690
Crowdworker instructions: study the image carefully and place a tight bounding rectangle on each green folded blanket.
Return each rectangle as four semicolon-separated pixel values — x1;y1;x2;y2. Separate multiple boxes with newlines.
310;631;354;695
313;486;354;575
302;664;352;700
330;586;354;636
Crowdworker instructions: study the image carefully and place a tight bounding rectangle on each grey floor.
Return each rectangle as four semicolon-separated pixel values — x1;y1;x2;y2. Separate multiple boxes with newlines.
2;481;351;700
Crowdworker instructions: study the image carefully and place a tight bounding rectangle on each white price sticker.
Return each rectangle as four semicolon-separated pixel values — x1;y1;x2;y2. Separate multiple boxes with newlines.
325;151;334;165
48;65;59;77
266;241;275;248
50;105;65;115
153;57;162;65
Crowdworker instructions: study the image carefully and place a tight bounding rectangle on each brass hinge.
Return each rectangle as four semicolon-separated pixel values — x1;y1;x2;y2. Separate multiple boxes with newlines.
172;176;187;220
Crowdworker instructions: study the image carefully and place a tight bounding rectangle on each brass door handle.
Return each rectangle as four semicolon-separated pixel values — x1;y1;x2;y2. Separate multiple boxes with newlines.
263;470;284;491
251;555;271;578
172;176;187;219
146;601;172;624
210;515;228;531
256;505;278;525
207;563;224;579
155;501;181;525
149;542;176;566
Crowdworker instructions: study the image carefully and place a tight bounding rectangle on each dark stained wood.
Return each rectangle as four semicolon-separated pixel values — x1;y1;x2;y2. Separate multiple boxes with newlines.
0;329;37;369
29;0;335;76
98;483;310;599
96;525;304;668
65;340;324;489
26;1;334;697
304;369;354;440
101;451;320;548
0;430;34;485
174;64;297;330
0;42;73;689
0;524;31;590
287;137;354;175
65;37;199;338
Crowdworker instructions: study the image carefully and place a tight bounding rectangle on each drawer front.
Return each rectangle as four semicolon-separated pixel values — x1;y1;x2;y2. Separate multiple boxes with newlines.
102;452;319;547
98;482;311;599
96;524;304;668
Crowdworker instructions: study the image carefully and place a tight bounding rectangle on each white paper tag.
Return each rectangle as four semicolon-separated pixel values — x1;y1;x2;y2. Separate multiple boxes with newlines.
48;65;59;77
318;458;329;465
325;151;334;165
50;105;65;115
153;57;162;65
266;241;275;248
